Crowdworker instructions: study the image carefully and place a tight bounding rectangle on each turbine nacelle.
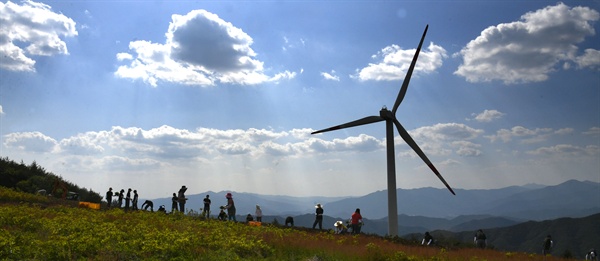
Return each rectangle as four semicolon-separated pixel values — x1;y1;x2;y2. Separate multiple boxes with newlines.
379;108;394;120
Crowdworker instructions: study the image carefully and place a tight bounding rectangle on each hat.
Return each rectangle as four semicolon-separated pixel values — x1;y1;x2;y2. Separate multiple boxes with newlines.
334;221;343;227
315;203;322;208
226;192;232;199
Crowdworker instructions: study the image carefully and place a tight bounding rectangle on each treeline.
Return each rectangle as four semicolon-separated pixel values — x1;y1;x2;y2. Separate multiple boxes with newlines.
0;157;102;202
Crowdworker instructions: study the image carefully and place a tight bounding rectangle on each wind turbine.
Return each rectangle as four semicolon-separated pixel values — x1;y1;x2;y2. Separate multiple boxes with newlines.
311;25;455;236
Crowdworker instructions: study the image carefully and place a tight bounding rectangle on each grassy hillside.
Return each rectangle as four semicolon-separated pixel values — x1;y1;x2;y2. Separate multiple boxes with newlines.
0;187;573;261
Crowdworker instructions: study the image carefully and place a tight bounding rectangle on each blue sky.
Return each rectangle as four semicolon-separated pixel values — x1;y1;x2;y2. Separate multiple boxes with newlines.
1;0;599;200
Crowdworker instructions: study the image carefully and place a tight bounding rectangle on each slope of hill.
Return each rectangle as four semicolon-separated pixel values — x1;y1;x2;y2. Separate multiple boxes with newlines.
424;212;600;259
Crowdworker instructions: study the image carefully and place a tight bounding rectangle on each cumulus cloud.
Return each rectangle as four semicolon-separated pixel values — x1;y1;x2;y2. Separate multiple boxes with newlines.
454;3;600;84
355;42;447;81
321;70;340;81
115;9;295;87
485;126;574;143
471;109;505;122
410;123;484;141
4;131;58;153
527;144;599;156
0;0;78;72
583;127;600;136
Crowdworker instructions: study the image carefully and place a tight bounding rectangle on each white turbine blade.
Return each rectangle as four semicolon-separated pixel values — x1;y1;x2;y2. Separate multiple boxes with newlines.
392;25;429;115
394;119;456;195
311;116;384;135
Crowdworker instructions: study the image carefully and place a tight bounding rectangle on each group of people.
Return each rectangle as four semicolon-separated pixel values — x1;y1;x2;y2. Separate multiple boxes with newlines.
105;187;139;210
170;186;188;213
313;204;364;235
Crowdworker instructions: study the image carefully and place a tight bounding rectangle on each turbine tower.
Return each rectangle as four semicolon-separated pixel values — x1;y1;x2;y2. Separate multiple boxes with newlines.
311;25;455;236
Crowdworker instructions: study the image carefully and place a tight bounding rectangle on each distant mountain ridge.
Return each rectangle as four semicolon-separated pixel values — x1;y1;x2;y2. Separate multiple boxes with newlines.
151;179;599;223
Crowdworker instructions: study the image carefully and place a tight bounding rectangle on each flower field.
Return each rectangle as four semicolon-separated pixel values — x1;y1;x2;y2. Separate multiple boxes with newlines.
0;187;568;260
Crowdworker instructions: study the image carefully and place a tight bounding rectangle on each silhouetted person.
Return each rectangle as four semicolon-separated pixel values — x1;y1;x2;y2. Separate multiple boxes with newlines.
350;208;363;235
474;229;487;249
105;188;113;208
312;203;324;230
542;235;554;255
171;193;178;212
125;188;132;210
255;205;263;222
225;192;236;221
178;185;188;212
422;232;434;246
246;213;254;222
141;200;153;211
132;190;139;210
285;216;294;227
117;189;124;208
203;195;211;218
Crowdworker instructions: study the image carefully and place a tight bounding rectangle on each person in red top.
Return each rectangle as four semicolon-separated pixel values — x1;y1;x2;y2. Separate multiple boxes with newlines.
350;208;363;235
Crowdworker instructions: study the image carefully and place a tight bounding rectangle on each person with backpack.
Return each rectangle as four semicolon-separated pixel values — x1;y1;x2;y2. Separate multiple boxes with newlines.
312;203;324;230
474;229;487;249
422;231;434;246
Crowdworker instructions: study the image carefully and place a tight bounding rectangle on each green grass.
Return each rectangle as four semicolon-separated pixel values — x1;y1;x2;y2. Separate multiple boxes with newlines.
0;187;569;260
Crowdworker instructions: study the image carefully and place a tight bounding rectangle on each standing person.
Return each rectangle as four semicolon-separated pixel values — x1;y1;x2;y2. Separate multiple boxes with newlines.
422;232;434;246
171;193;178;212
350;208;363;235
474;229;487;249
117;189;124;208
178;185;188;213
586;248;597;260
542;235;554;256
312;203;324;230
285;216;294;227
202;195;211;218
105;188;113;208
125;188;132;210
225;192;237;221
132;190;139;210
255;205;263;222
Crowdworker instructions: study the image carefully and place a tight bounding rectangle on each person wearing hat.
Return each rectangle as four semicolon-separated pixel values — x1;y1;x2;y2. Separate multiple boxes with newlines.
225;192;237;221
178;185;188;212
255;205;263;222
312;203;324;230
334;221;348;234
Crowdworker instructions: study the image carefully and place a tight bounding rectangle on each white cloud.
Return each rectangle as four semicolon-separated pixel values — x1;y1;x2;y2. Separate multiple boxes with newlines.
0;105;4;115
486;126;561;143
115;9;294;87
575;49;600;69
4;131;58;153
321;70;340;81
472;109;505;122
0;0;78;72
454;3;599;84
410;123;484;141
583;127;600;136
355;42;447;81
527;144;599;156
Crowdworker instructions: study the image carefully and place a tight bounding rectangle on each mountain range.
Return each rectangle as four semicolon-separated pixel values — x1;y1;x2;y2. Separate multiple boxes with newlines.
151;179;599;224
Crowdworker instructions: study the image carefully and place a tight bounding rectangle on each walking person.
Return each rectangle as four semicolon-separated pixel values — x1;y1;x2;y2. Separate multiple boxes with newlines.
312;203;324;230
255;205;263;222
350;208;363;235
474;229;487;249
178;185;188;213
132;190;139;210
105;188;113;208
171;193;178;212
202;195;211;218
542;235;554;256
225;192;237;221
